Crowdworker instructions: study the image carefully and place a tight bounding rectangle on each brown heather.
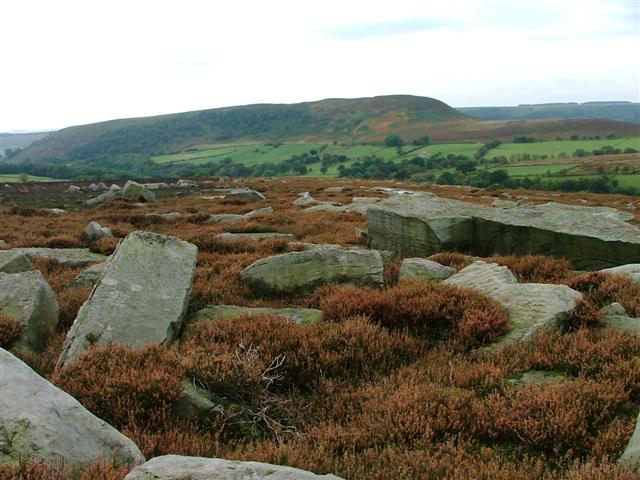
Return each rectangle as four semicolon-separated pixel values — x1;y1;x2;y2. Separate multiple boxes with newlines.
0;315;23;349
1;178;639;479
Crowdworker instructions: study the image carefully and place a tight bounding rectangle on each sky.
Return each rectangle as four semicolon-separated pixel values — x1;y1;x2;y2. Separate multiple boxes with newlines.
1;0;639;132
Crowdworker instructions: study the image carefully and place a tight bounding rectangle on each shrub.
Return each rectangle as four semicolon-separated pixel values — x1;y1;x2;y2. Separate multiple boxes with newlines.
485;254;573;283
427;252;473;270
565;272;640;316
0;315;23;349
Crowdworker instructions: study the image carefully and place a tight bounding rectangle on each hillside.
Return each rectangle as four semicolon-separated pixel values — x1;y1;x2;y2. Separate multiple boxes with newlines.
11;95;640;166
458;101;640;124
0;131;51;154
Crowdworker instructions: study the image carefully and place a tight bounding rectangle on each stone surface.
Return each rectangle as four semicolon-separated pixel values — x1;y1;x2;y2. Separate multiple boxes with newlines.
192;304;323;328
0;271;59;351
57;232;197;367
124;455;343;480
216;232;295;242
0;348;143;466
0;251;32;274
176;179;198;187
305;203;348;213
244;206;273;218
620;413;640;471
443;261;582;343
367;193;640;269
293;192;319;206
85;189;118;206
146;212;183;221
398;258;456;281
67;184;81;193
508;370;566;386
240;248;384;294
66;261;107;289
601;264;640;283
602;315;640;337
84;221;113;242
174;380;223;420
12;247;106;268
122;180;156;202
143;182;169;190
225;188;265;202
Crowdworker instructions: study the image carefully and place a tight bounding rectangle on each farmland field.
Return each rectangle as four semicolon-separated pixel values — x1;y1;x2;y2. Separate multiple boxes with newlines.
488;163;581;177
486;137;640;158
0;173;60;183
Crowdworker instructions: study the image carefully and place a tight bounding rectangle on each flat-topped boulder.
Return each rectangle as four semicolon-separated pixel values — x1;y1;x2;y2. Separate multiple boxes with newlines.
124;455;343;480
12;247;106;268
398;258;456;281
367;193;640;269
225;188;265;202
240;248;384;294
0;271;59;351
191;304;323;330
0;251;32;274
208;207;273;224
216;232;295;242
443;261;582;343
0;348;143;466
57;232;197;367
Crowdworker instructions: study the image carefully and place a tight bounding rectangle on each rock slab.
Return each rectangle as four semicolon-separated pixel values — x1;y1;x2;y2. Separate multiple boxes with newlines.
0;251;32;274
12;248;106;268
0;348;143;465
192;304;323;329
398;258;456;281
124;455;343;480
57;231;197;367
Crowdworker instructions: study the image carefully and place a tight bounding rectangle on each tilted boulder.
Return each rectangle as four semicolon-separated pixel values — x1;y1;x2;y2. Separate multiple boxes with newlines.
0;251;32;274
85;189;118;206
57;232;197;367
601;264;640;284
240;248;384;294
0;271;59;351
66;261;107;289
398;258;456;281
225;188;265;202
367;193;640;269
0;348;143;466
124;455;342;480
84;221;113;242
12;247;106;268
122;180;156;202
443;261;582;343
620;412;640;471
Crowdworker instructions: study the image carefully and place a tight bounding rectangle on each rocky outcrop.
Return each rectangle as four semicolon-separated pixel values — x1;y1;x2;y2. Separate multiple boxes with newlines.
57;232;197;367
12;248;106;268
84;221;113;242
0;348;143;466
601;264;640;283
225;188;265;202
367;193;640;269
0;251;32;274
443;261;582;343
122;181;156;202
123;455;342;480
191;304;323;330
240;248;384;294
398;258;456;281
620;413;640;471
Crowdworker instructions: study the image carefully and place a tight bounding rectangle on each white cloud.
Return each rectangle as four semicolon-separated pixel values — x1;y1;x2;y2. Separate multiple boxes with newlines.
0;0;638;131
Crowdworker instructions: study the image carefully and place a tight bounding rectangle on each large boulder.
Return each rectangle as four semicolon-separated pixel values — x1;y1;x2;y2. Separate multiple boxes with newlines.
124;455;342;480
293;192;319;206
225;188;265;202
0;271;59;351
12;248;106;268
398;258;456;281
191;304;323;330
367;193;640;269
601;264;640;283
66;261;107;289
57;232;197;367
0;348;143;466
122;181;156;202
240;248;384;294
600;303;639;338
443;261;582;343
620;412;640;471
0;251;32;274
85;189;118;206
84;221;113;242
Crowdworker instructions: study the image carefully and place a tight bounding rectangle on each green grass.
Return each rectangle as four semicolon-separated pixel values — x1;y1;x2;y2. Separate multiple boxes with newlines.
487;137;640;158
488;163;581;177
0;174;60;183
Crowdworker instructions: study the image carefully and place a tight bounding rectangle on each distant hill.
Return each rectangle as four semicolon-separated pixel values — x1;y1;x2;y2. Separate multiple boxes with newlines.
0;131;51;154
11;95;640;166
458;101;640;124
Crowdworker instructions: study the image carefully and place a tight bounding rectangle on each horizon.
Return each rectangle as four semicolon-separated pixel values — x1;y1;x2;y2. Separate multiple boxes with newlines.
2;0;639;132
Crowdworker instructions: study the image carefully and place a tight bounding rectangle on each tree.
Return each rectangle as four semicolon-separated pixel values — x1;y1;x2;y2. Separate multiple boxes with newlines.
384;135;404;148
19;172;29;183
412;134;430;146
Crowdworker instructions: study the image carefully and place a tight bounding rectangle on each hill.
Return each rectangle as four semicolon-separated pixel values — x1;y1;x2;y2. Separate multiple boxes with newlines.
0;131;51;154
458;101;640;124
11;95;640;166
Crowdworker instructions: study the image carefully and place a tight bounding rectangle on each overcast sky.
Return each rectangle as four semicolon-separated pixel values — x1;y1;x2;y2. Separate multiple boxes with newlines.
1;0;639;132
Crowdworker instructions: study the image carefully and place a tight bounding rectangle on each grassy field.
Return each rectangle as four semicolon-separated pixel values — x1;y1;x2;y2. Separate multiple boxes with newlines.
487;137;640;158
0;173;60;183
488;163;581;177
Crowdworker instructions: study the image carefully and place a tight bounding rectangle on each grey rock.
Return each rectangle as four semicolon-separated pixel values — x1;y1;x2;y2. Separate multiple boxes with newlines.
84;221;113;242
192;304;323;329
367;193;640;269
109;184;122;192
305;203;348;213
240;248;384;294
398;258;456;281
174;380;223;420
508;370;566;386
0;251;32;274
620;412;640;471
66;261;107;289
602;314;640;337
122;181;156;202
49;208;65;215
0;348;143;466
244;206;273;218
12;248;106;268
0;271;59;351
216;232;295;242
225;188;265;202
85;189;118;206
146;212;183;221
443;261;582;343
601;302;628;316
492;199;519;208
67;185;81;193
143;182;169;190
601;264;640;284
208;214;246;224
293;192;319;206
323;186;347;193
124;455;342;480
176;179;198;187
86;182;106;192
57;232;197;367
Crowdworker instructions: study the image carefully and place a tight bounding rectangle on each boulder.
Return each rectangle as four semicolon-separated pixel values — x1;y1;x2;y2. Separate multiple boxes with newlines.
600;304;639;337
143;182;169;190
216;232;295;242
0;251;32;274
507;370;566;387
305;204;348;213
123;455;342;480
443;261;582;343
66;261;107;289
240;248;384;294
86;189;118;206
244;206;273;218
191;304;323;329
225;188;265;202
174;380;223;420
176;179;198;187
57;232;197;367
145;212;183;221
84;221;113;242
66;185;81;193
293;192;319;206
208;214;246;224
601;264;640;284
367;193;640;269
398;258;456;281
620;413;640;471
109;183;122;192
0;348;143;466
122;181;156;202
49;208;65;215
86;182;105;192
0;271;59;351
323;186;347;193
12;247;106;268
